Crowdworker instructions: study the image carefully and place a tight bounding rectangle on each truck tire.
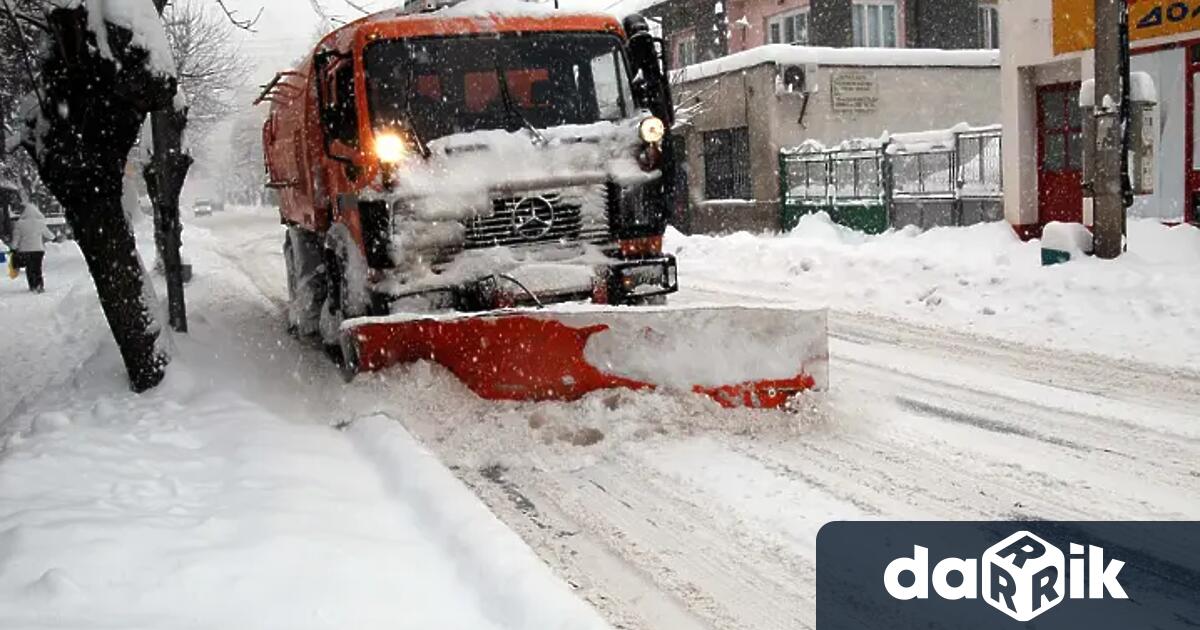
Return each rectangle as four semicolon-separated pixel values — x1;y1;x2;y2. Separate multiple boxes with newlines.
284;235;296;335
318;224;369;351
284;227;325;338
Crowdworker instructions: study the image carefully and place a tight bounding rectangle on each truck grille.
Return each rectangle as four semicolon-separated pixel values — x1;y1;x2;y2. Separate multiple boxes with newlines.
463;190;611;250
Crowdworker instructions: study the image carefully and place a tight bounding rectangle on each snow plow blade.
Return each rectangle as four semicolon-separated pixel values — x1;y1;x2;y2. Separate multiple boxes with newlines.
341;306;828;409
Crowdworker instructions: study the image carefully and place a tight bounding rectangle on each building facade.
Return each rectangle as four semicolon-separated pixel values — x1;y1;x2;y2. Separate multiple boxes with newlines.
1000;0;1200;237
645;0;997;70
671;46;1001;233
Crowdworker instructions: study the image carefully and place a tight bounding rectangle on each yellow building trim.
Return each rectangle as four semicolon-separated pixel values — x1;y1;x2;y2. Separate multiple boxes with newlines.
1054;0;1200;54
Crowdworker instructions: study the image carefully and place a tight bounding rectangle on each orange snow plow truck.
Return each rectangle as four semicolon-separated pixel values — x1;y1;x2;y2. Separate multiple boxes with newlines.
259;1;827;408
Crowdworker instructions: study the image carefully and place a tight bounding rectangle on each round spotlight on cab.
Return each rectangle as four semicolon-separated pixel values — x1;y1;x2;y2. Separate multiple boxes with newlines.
639;116;666;144
374;132;408;164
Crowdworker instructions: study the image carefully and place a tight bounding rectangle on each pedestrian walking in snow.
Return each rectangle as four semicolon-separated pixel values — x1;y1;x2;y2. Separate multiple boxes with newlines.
10;204;54;293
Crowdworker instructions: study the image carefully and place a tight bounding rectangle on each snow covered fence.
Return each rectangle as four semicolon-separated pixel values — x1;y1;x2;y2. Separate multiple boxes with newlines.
780;124;1003;234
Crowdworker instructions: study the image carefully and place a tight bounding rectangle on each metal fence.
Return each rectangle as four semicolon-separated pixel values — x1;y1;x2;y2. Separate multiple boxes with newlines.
780;126;1003;233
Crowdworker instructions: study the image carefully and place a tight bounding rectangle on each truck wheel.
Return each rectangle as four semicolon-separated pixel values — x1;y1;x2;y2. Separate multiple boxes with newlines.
338;332;360;383
318;224;369;353
319;253;347;351
284;234;298;336
284;227;325;338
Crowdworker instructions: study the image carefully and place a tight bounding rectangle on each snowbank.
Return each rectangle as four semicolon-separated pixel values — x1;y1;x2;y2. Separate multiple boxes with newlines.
1080;72;1158;107
349;417;611;630
0;343;610;629
0;244;106;423
673;44;999;84
668;214;1200;369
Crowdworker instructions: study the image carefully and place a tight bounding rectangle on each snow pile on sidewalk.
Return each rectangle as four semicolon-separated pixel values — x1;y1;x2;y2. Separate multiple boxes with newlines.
0;348;610;630
668;214;1200;368
0;244;106;423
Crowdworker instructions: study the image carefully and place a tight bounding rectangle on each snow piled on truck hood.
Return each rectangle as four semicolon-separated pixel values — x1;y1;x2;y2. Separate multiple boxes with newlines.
383;119;655;220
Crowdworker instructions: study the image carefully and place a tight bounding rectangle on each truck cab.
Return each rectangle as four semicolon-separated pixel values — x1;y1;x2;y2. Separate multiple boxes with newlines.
261;5;678;345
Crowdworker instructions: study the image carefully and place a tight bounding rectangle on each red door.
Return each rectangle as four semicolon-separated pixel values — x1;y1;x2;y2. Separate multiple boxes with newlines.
1037;83;1084;225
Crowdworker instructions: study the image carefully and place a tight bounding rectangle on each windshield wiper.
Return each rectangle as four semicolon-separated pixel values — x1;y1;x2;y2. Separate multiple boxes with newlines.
400;65;431;158
495;62;547;146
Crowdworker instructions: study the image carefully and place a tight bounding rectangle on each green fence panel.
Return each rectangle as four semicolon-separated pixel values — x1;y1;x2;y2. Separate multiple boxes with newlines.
781;201;888;234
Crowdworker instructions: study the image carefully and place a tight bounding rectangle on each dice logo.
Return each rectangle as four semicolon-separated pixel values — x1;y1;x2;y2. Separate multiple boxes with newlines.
882;529;1127;622
982;531;1065;621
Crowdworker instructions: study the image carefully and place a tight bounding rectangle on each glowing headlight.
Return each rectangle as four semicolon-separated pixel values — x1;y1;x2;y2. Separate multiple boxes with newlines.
639;116;666;144
374;132;408;164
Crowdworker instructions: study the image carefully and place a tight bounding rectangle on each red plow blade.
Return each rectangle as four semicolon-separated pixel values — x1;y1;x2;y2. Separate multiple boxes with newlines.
342;306;828;409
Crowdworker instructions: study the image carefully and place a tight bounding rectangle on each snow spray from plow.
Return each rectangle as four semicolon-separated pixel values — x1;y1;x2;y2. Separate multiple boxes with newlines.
341;306;828;409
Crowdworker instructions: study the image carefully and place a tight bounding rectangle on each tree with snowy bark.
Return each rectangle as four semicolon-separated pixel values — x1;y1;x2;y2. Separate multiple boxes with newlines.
5;0;367;392
10;0;184;391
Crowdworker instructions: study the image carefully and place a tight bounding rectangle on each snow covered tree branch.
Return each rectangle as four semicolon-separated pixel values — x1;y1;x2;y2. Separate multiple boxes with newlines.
161;0;250;142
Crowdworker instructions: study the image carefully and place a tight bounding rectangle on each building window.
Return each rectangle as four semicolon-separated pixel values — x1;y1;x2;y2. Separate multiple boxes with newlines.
978;3;999;49
674;31;698;68
852;0;898;48
1039;86;1083;173
767;9;809;45
703;127;752;200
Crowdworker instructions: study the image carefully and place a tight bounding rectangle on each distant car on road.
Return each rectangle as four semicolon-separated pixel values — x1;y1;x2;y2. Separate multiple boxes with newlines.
193;200;216;217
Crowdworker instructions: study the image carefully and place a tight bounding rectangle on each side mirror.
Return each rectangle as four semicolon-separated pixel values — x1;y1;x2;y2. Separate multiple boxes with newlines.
623;14;674;127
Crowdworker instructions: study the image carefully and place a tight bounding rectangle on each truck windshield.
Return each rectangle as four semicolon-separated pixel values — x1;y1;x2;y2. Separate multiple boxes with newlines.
364;33;635;142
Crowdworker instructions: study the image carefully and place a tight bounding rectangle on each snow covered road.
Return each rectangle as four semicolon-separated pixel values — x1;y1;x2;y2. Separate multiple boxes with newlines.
3;210;1197;630
199;211;1200;629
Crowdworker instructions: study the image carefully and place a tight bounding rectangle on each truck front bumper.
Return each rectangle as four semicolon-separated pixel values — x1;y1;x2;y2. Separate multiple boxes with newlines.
375;255;679;313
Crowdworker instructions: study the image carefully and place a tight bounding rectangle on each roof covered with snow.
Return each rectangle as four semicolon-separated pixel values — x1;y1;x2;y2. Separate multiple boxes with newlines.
672;45;1000;83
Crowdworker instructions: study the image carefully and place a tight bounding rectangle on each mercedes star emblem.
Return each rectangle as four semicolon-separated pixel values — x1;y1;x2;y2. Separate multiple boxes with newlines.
511;196;556;239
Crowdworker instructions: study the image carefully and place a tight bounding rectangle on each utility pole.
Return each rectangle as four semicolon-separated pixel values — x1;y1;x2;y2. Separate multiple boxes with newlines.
1092;0;1128;259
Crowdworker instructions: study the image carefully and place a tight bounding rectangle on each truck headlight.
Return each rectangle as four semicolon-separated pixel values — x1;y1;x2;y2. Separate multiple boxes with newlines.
639;116;666;144
374;132;408;165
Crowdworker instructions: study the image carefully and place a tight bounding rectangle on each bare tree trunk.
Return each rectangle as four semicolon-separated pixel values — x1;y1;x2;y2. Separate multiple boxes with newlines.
70;194;167;390
144;106;192;333
22;7;175;392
